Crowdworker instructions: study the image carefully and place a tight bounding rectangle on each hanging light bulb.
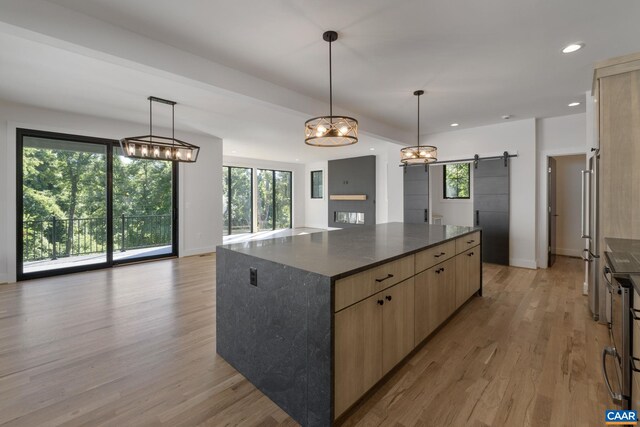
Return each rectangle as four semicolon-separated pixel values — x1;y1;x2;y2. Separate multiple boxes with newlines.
400;90;438;165
304;31;358;147
120;96;200;162
186;150;193;161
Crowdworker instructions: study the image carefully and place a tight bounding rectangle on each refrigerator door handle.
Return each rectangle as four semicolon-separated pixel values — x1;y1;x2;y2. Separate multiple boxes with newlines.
581;170;591;238
582;248;592;262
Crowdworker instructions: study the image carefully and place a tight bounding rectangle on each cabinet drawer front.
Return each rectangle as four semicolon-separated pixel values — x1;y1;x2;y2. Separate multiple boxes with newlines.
335;255;414;312
455;231;480;254
415;240;456;273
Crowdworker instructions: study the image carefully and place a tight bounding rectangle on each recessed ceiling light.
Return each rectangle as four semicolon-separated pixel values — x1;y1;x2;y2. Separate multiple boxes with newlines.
370;148;375;151
562;43;584;54
450;123;459;127
568;102;581;107
295;158;299;161
231;150;237;154
502;115;512;120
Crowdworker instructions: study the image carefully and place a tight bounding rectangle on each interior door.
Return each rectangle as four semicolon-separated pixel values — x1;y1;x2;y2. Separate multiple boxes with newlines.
404;165;429;223
548;157;557;267
474;158;509;265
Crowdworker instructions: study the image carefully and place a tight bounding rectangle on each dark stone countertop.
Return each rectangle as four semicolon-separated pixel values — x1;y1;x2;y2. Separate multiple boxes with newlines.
217;222;480;279
605;237;640;253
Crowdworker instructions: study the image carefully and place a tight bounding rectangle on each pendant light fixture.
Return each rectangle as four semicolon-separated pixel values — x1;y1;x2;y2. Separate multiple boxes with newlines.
305;31;358;147
120;96;200;163
400;90;437;165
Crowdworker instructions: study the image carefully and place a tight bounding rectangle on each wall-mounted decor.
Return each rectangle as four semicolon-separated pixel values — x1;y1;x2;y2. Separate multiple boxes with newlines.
329;194;367;201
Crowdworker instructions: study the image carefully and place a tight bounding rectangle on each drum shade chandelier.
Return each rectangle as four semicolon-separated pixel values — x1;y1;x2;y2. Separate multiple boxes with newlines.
400;90;437;165
305;31;358;147
120;96;200;163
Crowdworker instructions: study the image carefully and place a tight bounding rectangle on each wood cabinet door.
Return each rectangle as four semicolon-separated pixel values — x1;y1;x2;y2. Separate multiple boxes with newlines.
414;259;456;344
381;278;415;374
455;247;481;307
334;293;383;418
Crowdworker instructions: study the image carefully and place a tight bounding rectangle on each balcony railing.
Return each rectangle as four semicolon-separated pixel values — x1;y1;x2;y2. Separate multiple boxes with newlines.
22;215;172;262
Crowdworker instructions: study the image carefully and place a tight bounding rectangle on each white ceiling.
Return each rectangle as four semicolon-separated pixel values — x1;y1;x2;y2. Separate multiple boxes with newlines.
1;0;640;161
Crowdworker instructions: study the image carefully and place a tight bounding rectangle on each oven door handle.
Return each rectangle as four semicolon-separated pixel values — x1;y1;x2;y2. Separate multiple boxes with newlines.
602;347;623;403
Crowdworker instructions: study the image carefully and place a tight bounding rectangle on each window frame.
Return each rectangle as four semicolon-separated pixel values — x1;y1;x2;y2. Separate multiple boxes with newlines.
310;170;323;199
442;163;471;200
223;166;254;236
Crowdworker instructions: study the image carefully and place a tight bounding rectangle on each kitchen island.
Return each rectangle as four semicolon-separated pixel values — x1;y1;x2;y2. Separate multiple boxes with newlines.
216;223;482;426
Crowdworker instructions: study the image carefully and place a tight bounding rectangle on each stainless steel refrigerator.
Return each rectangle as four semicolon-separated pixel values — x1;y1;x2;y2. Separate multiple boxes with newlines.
582;149;605;322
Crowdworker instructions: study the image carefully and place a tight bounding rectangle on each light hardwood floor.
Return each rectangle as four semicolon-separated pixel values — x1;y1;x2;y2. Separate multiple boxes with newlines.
0;255;610;426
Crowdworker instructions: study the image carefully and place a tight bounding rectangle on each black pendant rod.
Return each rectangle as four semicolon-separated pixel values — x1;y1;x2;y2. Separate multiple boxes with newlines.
329;37;332;118
414;90;425;148
149;97;153;136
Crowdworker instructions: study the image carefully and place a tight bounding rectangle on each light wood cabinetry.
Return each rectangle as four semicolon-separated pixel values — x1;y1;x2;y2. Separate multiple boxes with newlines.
414;257;456;343
594;54;640;277
334;277;415;417
333;233;481;419
455;247;481;308
381;277;415;374
455;231;481;254
415;240;456;273
334;293;383;417
334;255;415;312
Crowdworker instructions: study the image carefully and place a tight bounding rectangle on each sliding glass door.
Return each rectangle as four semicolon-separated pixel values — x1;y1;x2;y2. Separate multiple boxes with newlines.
18;131;111;278
222;166;253;235
112;147;177;263
17;129;178;280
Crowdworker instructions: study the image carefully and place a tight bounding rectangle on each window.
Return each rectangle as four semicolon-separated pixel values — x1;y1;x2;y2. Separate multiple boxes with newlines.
257;169;292;231
311;170;323;199
443;163;470;199
222;166;253;235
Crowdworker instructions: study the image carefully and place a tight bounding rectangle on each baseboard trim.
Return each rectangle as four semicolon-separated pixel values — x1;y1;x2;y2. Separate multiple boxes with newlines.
509;258;538;270
181;246;218;257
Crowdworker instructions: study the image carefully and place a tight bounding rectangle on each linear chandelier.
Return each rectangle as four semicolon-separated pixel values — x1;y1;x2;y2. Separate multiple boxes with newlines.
120;96;200;163
304;31;358;147
400;90;437;165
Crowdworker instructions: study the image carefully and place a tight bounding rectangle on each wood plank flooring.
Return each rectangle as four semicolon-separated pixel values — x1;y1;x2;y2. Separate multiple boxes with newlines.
0;255;610;426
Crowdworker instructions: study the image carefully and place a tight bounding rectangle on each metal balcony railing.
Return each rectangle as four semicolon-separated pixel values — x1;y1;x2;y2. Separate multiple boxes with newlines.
22;214;172;262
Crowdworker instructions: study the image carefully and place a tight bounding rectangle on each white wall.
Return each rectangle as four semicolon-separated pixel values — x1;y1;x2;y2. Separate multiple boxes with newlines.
423;119;537;268
553;154;586;257
304;161;328;229
0;100;223;283
536;113;587;267
429;164;474;227
223;155;305;229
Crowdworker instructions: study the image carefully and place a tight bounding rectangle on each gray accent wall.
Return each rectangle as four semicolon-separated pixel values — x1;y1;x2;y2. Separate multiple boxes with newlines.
404;165;429;223
327;155;376;228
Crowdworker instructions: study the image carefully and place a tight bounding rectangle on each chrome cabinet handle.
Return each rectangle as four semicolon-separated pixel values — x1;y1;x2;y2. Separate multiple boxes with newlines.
375;273;394;283
602;347;623;403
